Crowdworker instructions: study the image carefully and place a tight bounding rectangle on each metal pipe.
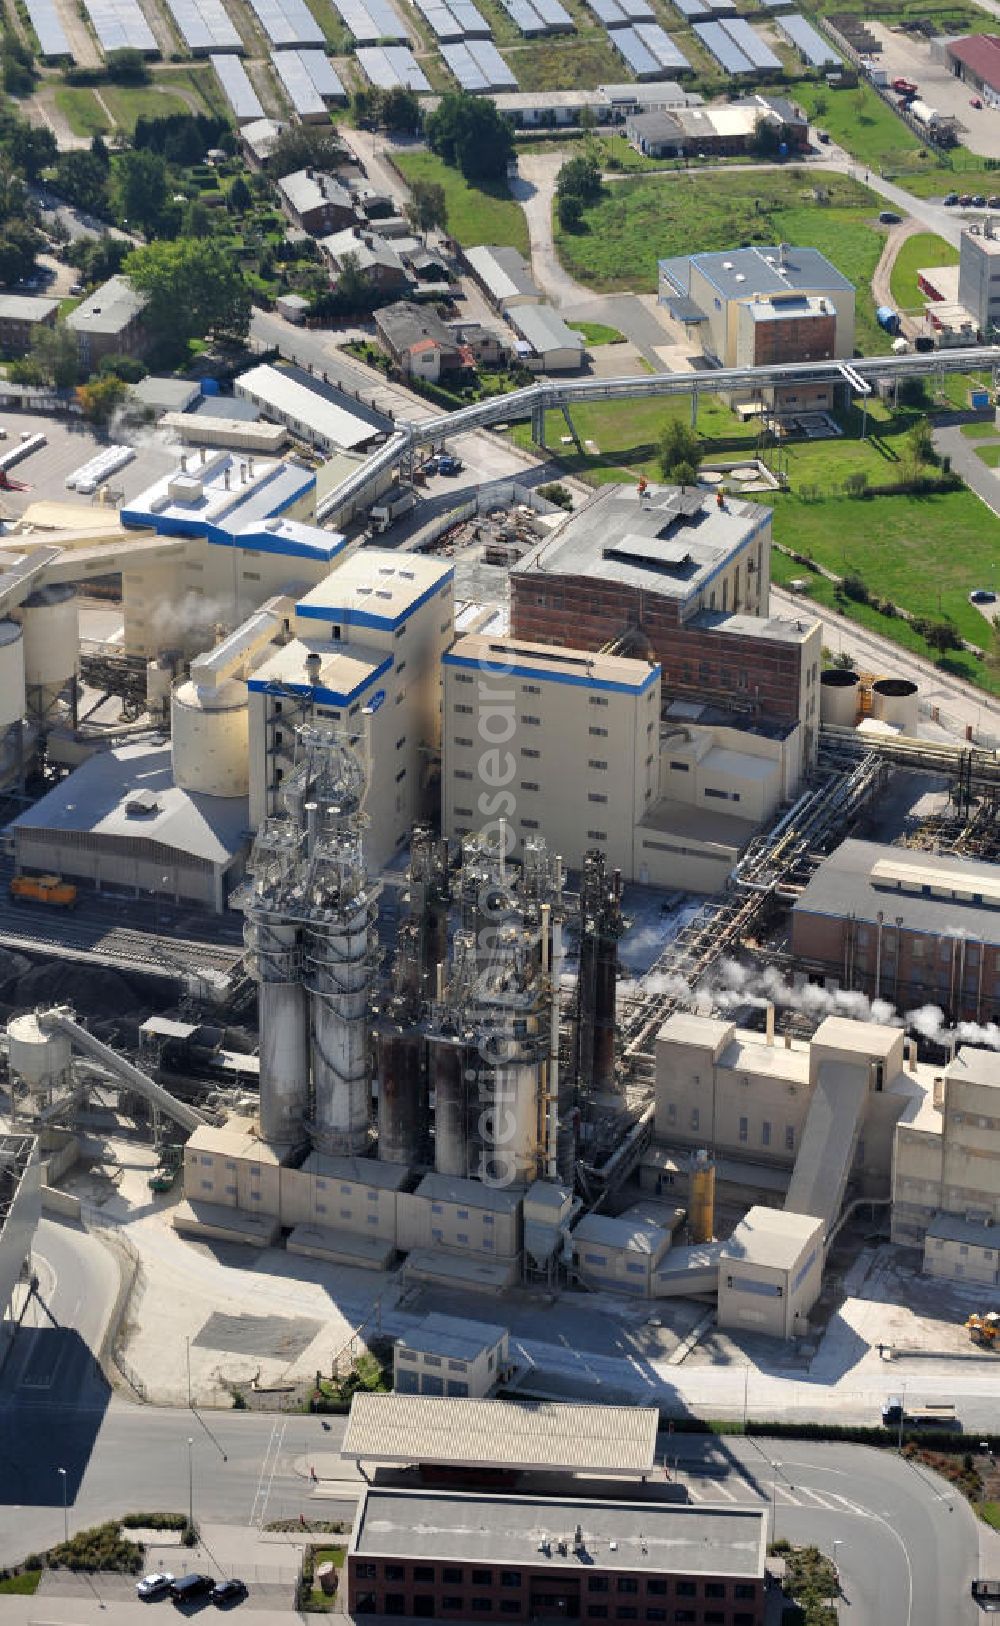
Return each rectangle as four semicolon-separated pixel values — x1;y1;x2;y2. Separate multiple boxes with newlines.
875;910;884;1000
547;910;563;1182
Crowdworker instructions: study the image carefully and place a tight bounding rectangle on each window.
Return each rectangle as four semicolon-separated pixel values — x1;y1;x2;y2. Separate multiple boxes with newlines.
522;683;540;694
785;1125;795;1152
470;1602;492;1613
395;767;406;783
521;714;540;725
690;1108;700;1132
676;1582;696;1597
589;696;609;707
454;735;473;747
356;1565;376;1580
500;1604;521;1615
521;781;539;792
454;672;473;684
442;1600;463;1612
705;1583;726;1598
587;1579;609;1593
734;1584;756;1600
762;1120;771;1148
705;1614;725;1625
501;1572;521;1588
472;1571;492;1586
647;1612;666;1622
413;1601;435;1619
739;1116;748;1144
588;792;608;803
521;817;540;829
455;703;473;714
616;1610;638;1621
669;760;689;772
521;747;540;758
666;1102;677;1125
589;725;608;737
587;1609;608;1620
589;760;608;770
443;1569;462;1583
587;830;607;841
384;1566;404;1582
455;769;473;780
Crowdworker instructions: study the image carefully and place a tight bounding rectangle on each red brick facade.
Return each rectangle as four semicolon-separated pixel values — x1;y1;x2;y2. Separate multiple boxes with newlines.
750;311;836;367
347;1554;765;1624
510;574;804;724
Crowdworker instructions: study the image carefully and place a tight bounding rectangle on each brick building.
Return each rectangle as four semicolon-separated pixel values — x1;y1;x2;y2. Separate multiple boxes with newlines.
0;294;58;358
509;483;820;749
791;838;1000;1023
347;1488;767;1623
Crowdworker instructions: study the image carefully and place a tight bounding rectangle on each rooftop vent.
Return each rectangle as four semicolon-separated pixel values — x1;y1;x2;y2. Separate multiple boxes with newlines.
125;789;160;819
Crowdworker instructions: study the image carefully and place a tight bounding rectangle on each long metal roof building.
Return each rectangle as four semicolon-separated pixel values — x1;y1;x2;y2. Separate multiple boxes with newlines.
341;1393;659;1475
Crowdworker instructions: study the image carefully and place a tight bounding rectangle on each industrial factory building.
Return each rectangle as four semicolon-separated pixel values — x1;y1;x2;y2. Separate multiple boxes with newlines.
346;1488;767;1624
393;1314;510;1396
892;1043;1000;1260
718;1207;823;1340
790;838;1000;1022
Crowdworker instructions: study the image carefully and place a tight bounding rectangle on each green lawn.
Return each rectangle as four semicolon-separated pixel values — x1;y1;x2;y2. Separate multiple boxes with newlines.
510;392;759;482
975;443;1000;467
980;1502;1000;1530
573;319;625;345
102;84;193;132
889;231;958;310
555;168;891;352
156;64;233;122
394;151;528;255
962;420;999;438
501;31;633;90
54;87;109;138
0;1572;41;1596
792;79;933;177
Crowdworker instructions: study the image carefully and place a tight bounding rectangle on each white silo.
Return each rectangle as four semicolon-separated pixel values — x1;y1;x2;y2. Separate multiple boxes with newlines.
14;585;78;723
0;620;26;727
171;677;249;797
7;1011;72;1102
871;677;919;734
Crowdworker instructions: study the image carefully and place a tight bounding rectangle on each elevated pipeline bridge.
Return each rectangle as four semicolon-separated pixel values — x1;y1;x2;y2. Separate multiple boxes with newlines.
317;345;1000;522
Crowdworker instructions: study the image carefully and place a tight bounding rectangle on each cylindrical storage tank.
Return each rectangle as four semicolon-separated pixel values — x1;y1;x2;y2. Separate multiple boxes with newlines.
688;1149;716;1244
432;1039;468;1177
171;678;249;797
377;1027;427;1165
146;660;173;719
819;668;860;727
254;914;310;1144
476;1057;541;1187
7;1012;72;1091
872;677;919;734
0;620;25;727
308;901;373;1155
15;586;77;714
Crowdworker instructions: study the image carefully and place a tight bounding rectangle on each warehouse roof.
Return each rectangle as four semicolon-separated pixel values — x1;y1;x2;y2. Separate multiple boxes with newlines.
927;1212;1000;1247
514;482;769;604
235;363;387;451
248;636;391;708
11;742;247;868
413;1170;522;1213
573;1210;671;1255
351;1489;766;1576
659;244;853;302
465;243;540;304
342;1393;658;1473
397;1313;507;1362
121;448;315;539
301;1150;410;1188
947;32;1000;92
721;1204;822;1271
793;838;1000;943
67;275;147;338
946;1044;1000;1091
507;302;584;360
186;1116;287;1165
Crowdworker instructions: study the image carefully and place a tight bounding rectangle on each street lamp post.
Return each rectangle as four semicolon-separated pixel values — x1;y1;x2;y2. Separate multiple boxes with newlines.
57;1467;68;1543
186;1335;192;1409
187;1437;194;1537
832;1538;842;1599
770;1461;782;1542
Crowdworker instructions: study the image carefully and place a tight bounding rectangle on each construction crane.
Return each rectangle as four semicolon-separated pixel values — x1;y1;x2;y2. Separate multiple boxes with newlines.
966;1312;1000;1348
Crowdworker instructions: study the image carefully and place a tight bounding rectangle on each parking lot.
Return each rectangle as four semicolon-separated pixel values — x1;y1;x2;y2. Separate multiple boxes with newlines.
0;410;182;521
869;23;1000;161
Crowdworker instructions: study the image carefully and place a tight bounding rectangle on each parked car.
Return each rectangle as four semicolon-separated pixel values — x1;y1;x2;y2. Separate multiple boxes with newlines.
943;191;959;205
878;210;901;224
170;1574;214;1605
969;588;997;605
422;455;440;475
137;1574;175;1600
211;1580;247;1607
438;455;462;475
973;194;987;207
817;128;830;143
69;281;84;294
971;96;983;108
989;196;1000;208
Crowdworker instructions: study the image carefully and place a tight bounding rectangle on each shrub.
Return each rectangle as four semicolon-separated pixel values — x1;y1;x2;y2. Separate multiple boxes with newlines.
841;572;869;604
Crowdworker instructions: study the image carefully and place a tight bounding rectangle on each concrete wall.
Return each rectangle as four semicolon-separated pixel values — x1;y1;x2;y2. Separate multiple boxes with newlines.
924;1230;1000;1286
394;1333;508;1397
572;1234;670;1297
396;1190;520;1260
717;1230;822;1339
281;1164;397;1239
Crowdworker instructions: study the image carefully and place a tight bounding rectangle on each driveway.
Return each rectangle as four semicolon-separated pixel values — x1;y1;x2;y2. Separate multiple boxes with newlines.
510;152;596;310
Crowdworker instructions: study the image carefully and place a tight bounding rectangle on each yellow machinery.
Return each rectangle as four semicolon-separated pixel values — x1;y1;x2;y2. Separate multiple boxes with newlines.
966;1312;1000;1347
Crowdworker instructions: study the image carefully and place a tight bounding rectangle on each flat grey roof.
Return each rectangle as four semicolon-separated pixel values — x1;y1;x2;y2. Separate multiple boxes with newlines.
67;275;146;337
946;1046;1000;1089
414;1171;522;1213
508;302;584;356
513;482;766;604
573;1211;670;1254
465;244;540;303
397;1313;507;1361
793;838;1000;945
0;294;59;322
721;1204;823;1269
11;742;247;868
927;1212;1000;1248
342;1394;658;1474
302;1150;410;1188
660;243;854;302
352;1489;766;1577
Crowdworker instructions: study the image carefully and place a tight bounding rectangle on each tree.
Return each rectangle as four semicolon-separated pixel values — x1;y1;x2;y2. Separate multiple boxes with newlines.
91;132;110;169
425;92;514;183
266;123;344;179
1;36;36;96
831;651;856;671
70;232;129;284
557;192;583;232
4;119;56;181
907;416;934;465
76;372;128;425
112;149;168;235
752;116;782;159
227;174;251;214
381;86;421;134
133;111;227;165
53;149;110;218
405;179;447;237
33;321;80;388
334;249;376;312
556;153;601;204
105;48;150;84
658;419;702;483
0;219;41;286
125;236;250;356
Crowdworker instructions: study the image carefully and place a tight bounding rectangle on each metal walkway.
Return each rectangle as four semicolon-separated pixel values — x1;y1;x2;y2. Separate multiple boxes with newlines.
317;343;1000;520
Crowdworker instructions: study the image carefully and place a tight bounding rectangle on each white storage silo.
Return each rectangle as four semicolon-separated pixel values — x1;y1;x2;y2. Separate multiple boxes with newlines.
171;678;249;797
871;677;919;734
7;1012;72;1096
14;585;78;721
0;619;26;727
819;668;860;727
